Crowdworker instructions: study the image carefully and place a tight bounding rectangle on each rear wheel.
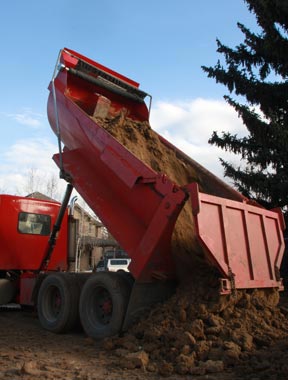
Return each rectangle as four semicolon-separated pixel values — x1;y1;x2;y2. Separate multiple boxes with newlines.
37;273;80;333
79;272;131;339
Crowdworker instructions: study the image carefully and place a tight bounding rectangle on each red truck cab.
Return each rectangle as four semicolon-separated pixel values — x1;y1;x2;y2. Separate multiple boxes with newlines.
0;194;68;304
0;194;68;272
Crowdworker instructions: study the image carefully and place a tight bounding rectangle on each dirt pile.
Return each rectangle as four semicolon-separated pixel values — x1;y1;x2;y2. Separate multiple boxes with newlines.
102;286;288;376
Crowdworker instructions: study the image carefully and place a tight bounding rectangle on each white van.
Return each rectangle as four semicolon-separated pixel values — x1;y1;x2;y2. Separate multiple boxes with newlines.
106;258;131;272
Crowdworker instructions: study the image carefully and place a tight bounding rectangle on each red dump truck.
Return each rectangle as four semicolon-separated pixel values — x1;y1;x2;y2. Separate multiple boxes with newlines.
0;48;285;339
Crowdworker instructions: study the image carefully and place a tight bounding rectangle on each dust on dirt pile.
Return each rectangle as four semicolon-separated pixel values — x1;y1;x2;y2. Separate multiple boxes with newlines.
95;113;288;377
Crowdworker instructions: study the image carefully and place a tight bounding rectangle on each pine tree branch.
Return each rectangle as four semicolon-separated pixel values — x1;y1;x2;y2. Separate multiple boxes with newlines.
202;0;288;217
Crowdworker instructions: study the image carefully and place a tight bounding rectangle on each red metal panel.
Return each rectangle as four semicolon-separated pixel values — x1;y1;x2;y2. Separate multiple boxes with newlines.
53;148;187;282
19;273;36;305
190;184;284;289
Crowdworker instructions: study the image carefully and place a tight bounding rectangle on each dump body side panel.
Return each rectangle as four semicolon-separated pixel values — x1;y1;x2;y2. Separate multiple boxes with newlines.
52;143;187;282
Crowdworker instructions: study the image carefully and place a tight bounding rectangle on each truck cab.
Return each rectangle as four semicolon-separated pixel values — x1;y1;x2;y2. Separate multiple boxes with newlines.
0;194;68;273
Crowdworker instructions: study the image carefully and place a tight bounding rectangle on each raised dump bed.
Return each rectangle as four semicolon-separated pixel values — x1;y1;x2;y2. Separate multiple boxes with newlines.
47;48;285;296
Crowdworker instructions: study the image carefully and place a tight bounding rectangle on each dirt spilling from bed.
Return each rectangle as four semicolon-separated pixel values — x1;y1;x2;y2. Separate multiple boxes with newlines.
94;113;219;273
94;113;288;376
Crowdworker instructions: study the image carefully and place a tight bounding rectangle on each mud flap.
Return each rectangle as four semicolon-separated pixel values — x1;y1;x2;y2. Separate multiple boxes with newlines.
122;280;177;331
0;279;17;305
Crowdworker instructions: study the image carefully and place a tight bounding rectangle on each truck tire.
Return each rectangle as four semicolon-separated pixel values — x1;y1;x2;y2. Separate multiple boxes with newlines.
79;272;130;339
37;273;80;333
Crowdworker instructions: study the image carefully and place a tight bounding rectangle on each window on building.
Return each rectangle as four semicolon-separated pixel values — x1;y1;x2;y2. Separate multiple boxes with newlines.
18;212;51;236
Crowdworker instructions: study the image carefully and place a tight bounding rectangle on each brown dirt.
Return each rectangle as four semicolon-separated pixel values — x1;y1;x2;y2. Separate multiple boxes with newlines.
1;295;288;379
102;288;288;378
95;113;201;188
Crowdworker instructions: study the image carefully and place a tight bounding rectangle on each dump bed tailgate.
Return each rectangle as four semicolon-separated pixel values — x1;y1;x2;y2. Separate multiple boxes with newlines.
190;183;284;291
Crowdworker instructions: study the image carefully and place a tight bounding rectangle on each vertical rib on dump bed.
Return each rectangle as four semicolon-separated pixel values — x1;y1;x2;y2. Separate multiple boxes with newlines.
47;48;285;290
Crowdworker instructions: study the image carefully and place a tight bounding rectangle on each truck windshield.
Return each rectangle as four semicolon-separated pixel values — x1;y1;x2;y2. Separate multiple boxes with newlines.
18;212;51;236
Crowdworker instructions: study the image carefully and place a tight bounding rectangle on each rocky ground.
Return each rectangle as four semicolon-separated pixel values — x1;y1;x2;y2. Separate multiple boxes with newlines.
1;291;288;380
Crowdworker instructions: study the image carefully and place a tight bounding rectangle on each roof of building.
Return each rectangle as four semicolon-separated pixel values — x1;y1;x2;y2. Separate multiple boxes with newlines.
26;191;56;202
26;192;103;227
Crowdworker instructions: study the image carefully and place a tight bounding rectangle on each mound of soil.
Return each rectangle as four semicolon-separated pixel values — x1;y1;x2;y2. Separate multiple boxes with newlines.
1;298;288;379
102;286;288;376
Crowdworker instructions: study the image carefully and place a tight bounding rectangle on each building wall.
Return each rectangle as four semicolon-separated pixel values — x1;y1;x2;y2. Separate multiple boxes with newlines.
71;204;111;271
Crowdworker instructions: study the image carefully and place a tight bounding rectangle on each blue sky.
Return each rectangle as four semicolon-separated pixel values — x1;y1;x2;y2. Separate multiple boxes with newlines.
0;0;257;196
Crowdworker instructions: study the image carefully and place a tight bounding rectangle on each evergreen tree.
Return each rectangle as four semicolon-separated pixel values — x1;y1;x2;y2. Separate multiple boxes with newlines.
202;0;288;217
